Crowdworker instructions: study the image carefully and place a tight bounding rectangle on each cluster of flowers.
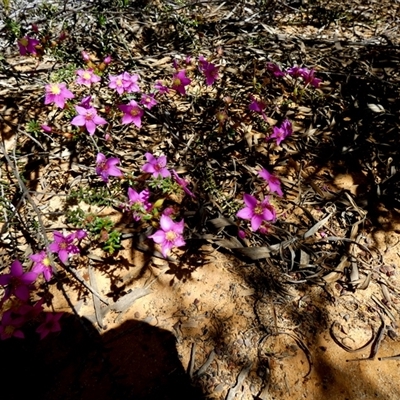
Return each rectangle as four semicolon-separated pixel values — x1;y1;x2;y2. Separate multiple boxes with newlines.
12;29;323;340
98;151;194;257
0;231;86;340
248;61;322;145
42;52;220;136
266;62;322;88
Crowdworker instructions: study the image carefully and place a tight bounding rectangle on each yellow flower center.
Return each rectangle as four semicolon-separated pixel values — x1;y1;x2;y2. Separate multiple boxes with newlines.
165;231;176;241
254;205;263;215
116;78;123;86
173;78;181;86
83;72;91;80
4;325;15;336
50;84;61;95
130;108;139;116
19;37;28;46
43;257;51;266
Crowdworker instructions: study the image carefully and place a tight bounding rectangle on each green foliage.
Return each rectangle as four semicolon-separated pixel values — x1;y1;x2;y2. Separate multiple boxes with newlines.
148;177;183;196
4;18;21;40
26;120;41;137
50;64;78;83
67;186;114;207
66;209;121;254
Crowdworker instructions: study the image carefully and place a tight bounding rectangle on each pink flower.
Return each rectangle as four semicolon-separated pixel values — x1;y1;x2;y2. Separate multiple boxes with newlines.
172;70;191;95
108;74;126;95
142;153;170;178
95;153;123;183
127;188;152;221
81;51;90;61
0;310;25;340
266;62;286;77
258;168;283;197
172;170;195;198
76;69;101;87
18;36;40;55
44;83;75;109
29;251;53;281
48;231;81;264
71;106;107;135
140;93;157;109
148;215;186;257
236;194;276;232
103;55;112;64
198;56;219;86
41;124;52;133
268;119;292;145
36;313;63;340
249;96;267;120
122;72;140;93
0;260;37;302
154;81;170;94
119;100;144;127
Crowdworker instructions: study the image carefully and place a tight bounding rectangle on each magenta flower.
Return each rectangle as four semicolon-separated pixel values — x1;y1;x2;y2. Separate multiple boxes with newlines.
140;93;158;110
236;194;276;232
71;106;107;135
103;55;112;64
154;81;170;94
300;68;321;88
119;100;144;127
44;83;75;109
198;56;219;86
17;299;44;323
75;229;87;240
142;153;170;178
41;124;52;133
127;188;152;221
172;70;191;95
76;69;101;87
48;231;81;264
172;170;195;198
0;260;37;302
249;96;267;120
148;215;186;257
18;36;40;55
95;153;123;183
36;312;63;340
258;168;283;197
286;66;304;78
266;62;286;77
0;311;25;340
30;251;53;281
78;95;92;109
268;119;293;145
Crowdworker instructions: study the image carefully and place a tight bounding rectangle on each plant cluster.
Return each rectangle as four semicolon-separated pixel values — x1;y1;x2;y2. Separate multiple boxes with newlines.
0;19;322;340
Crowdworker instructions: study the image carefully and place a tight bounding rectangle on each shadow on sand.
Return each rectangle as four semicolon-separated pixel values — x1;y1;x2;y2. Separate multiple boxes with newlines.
0;313;204;400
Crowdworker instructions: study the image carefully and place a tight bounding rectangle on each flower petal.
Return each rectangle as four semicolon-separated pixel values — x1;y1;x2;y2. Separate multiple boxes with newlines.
160;215;174;231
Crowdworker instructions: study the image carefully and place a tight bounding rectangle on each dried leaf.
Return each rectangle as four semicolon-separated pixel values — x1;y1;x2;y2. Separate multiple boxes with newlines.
367;103;385;113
